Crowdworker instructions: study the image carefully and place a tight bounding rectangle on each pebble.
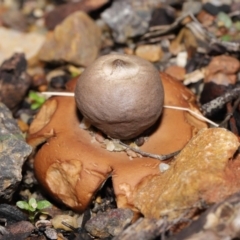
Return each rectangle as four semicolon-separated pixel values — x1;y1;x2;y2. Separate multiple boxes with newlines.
135;137;145;147
51;215;78;231
39;11;101;67
50;75;69;89
176;51;188;67
182;1;202;15
44;228;58;240
17;119;29;133
164;65;186;81
0;27;45;66
205;72;237;85
135;44;163;62
0;53;31;111
85;208;133;238
5;221;34;239
101;1;152;43
44;0;109;30
95;131;105;144
31;74;47;89
0;103;32;200
203;2;231;15
159;163;170;172
205;55;240;76
197;10;216;27
149;7;175;27
1;9;28;31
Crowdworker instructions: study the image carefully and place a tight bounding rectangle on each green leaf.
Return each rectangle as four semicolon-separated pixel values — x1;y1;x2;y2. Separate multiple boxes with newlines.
221;34;232;42
217;12;232;29
28;91;46;110
28;206;36;212
37;200;52;210
29;91;45;103
30;102;41;110
29;198;37;209
235;21;240;31
16;201;29;210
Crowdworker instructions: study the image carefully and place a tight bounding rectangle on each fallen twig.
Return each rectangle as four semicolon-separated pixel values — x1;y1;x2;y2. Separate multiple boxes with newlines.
219;96;240;127
118;140;180;161
163;105;218;127
201;86;240;117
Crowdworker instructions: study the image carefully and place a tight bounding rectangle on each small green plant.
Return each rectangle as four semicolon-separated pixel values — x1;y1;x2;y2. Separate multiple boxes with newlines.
16;198;52;222
28;91;46;110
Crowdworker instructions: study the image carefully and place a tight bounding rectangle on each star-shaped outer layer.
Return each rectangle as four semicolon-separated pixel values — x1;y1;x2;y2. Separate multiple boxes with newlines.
27;73;207;215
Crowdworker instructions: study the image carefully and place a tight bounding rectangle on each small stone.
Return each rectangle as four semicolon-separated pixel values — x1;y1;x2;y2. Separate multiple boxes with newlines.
135;44;163;62
101;1;152;43
0;204;28;224
95;131;105;144
182;1;202;15
50;75;69;89
0;53;31;111
176;51;188;67
197;10;216;27
203;2;230;15
17;119;29;133
0;27;45;66
126;149;138;158
39;11;101;67
164;65;186;81
51;215;78;231
106;140;115;152
149;7;175;27
45;0;109;30
0;103;32;200
31;74;47;89
205;72;237;85
135;137;145;147
5;221;34;239
159;163;170;172
205;55;240;76
44;228;58;240
79;117;91;130
85;208;133;238
7;221;34;234
1;9;28;31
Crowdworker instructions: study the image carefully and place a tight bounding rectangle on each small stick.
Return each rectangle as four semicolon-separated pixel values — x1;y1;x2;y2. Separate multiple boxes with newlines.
219;96;240;130
118;141;180;161
163;105;219;127
41;92;75;97
201;86;240;117
41;92;218;126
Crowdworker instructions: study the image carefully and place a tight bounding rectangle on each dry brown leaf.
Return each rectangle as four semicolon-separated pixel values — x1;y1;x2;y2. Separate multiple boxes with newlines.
134;128;240;220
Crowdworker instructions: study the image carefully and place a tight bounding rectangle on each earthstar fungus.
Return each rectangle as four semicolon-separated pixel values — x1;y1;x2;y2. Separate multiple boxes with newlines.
27;52;207;215
74;53;164;140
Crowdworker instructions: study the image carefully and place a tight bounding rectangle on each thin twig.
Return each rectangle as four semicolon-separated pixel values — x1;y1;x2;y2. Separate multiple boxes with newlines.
219;96;240;128
61;221;77;231
163;105;219;127
118;141;180;161
41;91;219;126
41;92;75;97
142;13;190;39
201;86;240;117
